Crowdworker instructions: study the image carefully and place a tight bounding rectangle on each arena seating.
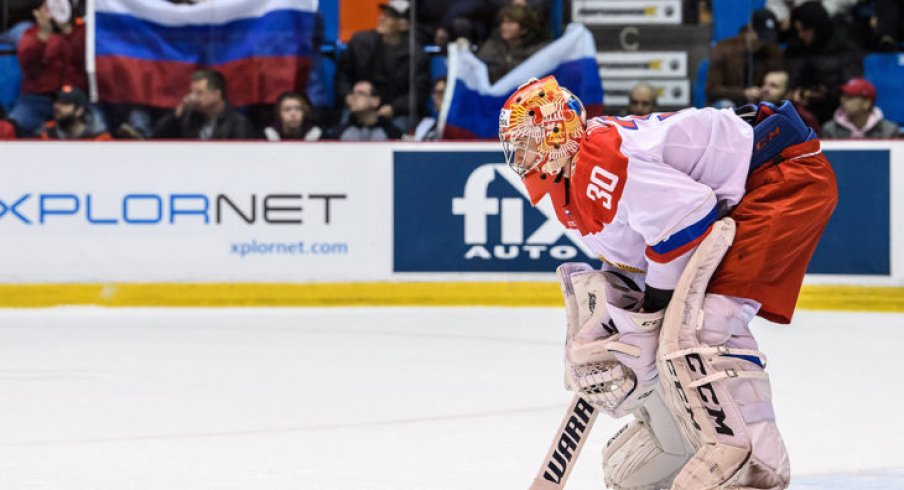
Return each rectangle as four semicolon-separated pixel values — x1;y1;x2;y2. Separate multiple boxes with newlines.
0;44;20;112
711;0;765;43
864;53;904;126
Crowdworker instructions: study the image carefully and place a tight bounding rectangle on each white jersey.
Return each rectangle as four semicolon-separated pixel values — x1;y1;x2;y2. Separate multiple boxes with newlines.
558;108;754;290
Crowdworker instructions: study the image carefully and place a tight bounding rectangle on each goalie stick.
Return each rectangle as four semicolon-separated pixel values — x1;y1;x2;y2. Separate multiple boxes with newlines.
529;394;599;489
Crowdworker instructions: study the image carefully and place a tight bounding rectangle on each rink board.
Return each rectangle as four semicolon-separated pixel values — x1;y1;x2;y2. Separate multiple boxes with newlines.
0;140;902;308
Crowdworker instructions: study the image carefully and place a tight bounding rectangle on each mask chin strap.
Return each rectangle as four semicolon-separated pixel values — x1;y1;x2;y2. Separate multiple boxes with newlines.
553;170;571;206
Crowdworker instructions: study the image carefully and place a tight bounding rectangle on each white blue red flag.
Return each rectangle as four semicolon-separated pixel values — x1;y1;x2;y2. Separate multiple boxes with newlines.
93;0;318;107
441;23;604;139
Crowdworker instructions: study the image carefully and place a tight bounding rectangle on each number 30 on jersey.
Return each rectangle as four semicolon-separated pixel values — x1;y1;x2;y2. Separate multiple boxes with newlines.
586;166;619;209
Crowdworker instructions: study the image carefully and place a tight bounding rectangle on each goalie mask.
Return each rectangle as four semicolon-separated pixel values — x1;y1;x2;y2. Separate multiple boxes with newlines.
498;76;586;179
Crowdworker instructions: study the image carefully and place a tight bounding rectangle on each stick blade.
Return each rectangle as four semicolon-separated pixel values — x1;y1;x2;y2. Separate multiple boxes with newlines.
529;477;565;490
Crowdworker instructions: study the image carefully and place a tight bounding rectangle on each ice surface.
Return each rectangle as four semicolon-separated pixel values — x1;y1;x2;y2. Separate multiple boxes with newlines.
0;307;902;489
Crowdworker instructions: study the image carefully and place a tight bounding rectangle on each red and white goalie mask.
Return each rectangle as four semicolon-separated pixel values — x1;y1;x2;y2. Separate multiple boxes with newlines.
498;76;586;178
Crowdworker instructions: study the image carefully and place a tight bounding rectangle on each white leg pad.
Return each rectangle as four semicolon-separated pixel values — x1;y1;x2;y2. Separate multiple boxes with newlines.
655;218;790;490
603;386;694;490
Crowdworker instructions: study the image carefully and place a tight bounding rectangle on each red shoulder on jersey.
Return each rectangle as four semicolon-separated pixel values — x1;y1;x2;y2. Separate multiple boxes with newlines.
569;120;629;232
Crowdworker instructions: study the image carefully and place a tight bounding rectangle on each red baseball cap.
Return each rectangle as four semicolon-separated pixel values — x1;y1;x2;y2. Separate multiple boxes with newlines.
840;78;876;102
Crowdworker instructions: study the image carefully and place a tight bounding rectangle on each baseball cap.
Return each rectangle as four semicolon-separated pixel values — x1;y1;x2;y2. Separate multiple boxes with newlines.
379;0;410;18
56;85;89;107
751;9;779;44
840;78;876;102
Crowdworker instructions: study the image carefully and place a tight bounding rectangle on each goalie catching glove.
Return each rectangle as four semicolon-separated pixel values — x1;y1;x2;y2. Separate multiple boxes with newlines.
557;263;662;418
557;263;695;489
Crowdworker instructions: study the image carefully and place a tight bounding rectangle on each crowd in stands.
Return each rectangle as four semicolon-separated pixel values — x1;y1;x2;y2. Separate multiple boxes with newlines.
706;0;901;138
0;0;901;141
0;0;555;141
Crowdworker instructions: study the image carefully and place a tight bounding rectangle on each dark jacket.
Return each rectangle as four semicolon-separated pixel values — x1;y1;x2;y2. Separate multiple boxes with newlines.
153;105;258;140
785;3;863;122
706;35;784;106
39;124;112;140
337;113;403;141
785;38;863;123
336;30;431;119
477;32;547;83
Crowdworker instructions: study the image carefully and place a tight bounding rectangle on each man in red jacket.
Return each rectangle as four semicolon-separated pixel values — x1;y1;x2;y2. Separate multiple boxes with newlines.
8;0;87;135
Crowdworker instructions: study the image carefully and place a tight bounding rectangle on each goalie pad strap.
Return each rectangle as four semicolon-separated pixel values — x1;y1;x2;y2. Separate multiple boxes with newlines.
605;342;642;357
662;346;767;366
687;369;769;389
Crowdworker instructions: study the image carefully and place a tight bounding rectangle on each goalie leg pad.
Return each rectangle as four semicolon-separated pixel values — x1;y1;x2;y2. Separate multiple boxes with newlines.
603;386;694;490
674;294;790;490
656;219;790;489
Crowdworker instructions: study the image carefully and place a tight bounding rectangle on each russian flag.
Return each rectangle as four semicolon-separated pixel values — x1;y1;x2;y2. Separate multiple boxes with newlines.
92;0;318;108
440;23;604;140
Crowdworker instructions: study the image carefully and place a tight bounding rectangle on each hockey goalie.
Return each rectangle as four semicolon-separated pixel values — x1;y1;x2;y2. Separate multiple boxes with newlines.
501;76;838;489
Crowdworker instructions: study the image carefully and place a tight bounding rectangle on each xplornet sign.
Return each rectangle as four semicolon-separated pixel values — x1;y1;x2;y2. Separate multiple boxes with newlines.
0;193;346;225
0;142;386;283
393;151;594;272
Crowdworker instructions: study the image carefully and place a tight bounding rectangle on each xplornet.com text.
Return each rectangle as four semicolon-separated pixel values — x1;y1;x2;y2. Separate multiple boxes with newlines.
230;240;349;258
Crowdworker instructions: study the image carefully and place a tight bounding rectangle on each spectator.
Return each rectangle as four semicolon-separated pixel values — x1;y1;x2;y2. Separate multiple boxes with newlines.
766;0;858;33
706;9;784;107
9;0;87;135
477;5;548;83
627;82;658;116
415;0;457;46
336;0;430;132
264;92;323;142
759;69;823;135
823;77;900;138
38;85;111;140
414;77;446;141
875;0;904;50
510;0;553;36
422;0;550;48
0;105;17;139
425;0;507;47
785;1;863;123
152;70;258;140
842;0;881;51
337;80;404;141
683;0;712;24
